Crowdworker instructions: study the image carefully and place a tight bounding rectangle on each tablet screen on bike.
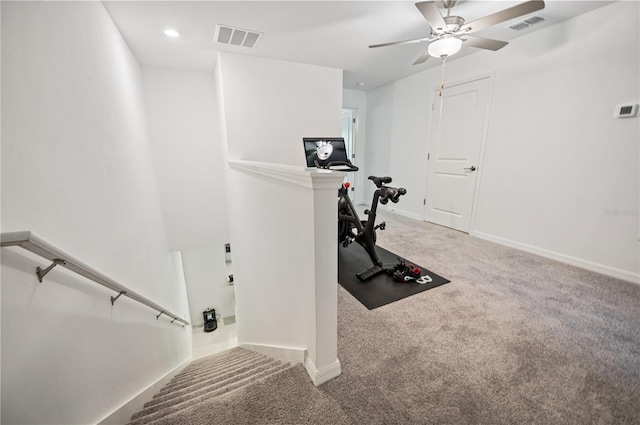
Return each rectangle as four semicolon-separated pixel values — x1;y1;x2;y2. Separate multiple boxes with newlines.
303;137;348;168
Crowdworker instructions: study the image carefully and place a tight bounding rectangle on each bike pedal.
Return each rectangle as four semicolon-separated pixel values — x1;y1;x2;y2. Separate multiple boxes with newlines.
374;221;386;231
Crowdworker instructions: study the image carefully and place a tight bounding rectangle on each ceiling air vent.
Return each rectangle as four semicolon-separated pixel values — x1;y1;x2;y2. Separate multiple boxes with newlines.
215;25;262;48
507;15;546;31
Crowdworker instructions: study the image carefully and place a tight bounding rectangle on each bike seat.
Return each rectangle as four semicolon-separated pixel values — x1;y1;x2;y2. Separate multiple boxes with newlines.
368;176;392;188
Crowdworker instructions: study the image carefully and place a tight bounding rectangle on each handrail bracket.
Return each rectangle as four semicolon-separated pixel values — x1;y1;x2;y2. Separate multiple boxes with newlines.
110;291;127;305
36;259;66;282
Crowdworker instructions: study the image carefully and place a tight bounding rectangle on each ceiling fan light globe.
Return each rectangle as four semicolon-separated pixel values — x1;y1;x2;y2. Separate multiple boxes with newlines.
428;36;463;58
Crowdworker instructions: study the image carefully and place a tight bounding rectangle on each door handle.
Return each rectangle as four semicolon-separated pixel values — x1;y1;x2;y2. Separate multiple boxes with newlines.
463;165;477;172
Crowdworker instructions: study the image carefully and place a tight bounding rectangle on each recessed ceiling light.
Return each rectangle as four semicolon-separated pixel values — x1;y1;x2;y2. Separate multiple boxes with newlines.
163;29;181;38
356;82;366;88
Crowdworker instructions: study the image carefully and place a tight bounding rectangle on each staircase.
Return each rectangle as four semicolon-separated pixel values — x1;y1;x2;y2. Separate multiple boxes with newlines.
127;347;291;425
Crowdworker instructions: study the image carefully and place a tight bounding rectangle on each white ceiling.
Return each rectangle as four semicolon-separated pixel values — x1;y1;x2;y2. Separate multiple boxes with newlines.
103;1;613;91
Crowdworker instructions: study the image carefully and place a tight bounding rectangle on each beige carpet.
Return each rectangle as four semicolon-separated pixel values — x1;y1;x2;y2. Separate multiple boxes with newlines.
325;210;640;424
138;211;640;424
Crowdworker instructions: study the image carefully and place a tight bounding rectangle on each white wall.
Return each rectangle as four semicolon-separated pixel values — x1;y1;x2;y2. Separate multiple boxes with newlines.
366;73;432;216
141;67;233;324
141;67;229;252
181;245;234;324
365;2;639;282
217;53;343;383
225;167;316;350
1;3;191;424
219;53;343;166
362;84;397;207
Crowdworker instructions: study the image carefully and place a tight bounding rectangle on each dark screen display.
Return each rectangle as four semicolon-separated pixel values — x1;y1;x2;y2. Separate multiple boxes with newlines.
303;138;348;167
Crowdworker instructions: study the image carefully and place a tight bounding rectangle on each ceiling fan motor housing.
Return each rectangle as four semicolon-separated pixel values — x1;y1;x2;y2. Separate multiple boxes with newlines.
443;15;465;32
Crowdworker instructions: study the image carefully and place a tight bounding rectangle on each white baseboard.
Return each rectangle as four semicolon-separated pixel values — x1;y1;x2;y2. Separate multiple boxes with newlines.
379;205;421;221
358;201;421;221
473;231;640;284
97;357;191;424
304;357;342;387
235;343;342;386
240;342;306;365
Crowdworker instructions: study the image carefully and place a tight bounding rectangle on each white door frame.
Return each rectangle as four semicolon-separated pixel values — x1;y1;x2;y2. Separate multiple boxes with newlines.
341;107;360;201
422;71;495;235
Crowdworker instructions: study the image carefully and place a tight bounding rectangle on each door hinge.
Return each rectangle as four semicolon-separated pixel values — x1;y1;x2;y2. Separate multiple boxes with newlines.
427;153;430;160
352;118;356;124
432;104;435;111
423;199;426;205
352;154;355;159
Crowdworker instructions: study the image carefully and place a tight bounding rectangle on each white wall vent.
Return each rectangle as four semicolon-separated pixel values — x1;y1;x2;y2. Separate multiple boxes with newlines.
507;15;546;31
215;25;262;48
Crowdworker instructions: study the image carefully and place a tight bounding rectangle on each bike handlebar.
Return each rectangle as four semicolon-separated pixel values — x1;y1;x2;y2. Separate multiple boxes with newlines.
379;186;407;204
314;159;359;172
367;175;406;204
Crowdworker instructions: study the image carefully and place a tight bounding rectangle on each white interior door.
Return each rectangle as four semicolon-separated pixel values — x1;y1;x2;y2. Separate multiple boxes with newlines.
424;76;491;233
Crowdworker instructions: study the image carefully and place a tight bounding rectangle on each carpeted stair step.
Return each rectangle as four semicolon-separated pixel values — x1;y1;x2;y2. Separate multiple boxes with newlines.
160;352;267;391
170;349;261;380
127;347;291;425
188;347;248;367
143;357;281;411
155;357;273;398
133;361;288;421
176;347;261;376
166;351;264;383
128;361;291;425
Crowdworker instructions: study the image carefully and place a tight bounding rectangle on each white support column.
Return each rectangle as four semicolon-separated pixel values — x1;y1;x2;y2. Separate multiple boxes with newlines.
305;173;344;385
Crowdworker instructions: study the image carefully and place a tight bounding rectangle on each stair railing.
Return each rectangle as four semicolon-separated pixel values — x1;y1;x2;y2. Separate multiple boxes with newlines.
1;230;190;326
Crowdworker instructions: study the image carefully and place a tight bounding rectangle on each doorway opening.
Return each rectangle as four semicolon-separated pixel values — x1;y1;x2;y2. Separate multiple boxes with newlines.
341;108;358;198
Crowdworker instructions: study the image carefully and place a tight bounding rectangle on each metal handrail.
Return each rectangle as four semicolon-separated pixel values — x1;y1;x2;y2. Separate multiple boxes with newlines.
1;231;190;326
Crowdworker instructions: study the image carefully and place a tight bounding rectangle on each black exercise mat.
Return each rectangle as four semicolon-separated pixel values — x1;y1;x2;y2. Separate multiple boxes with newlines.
338;244;450;310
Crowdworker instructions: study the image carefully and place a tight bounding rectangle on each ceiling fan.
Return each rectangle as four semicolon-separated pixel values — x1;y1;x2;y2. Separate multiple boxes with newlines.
369;0;545;65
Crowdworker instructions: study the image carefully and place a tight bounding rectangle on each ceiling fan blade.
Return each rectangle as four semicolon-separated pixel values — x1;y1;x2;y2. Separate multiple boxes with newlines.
462;35;509;51
415;1;447;32
369;37;430;49
413;48;431;65
462;0;545;34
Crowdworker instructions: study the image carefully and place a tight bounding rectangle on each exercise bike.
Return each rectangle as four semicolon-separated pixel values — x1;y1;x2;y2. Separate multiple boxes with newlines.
338;175;406;281
302;137;406;282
